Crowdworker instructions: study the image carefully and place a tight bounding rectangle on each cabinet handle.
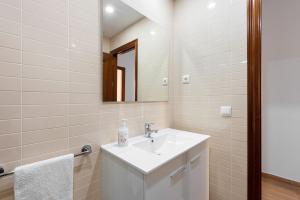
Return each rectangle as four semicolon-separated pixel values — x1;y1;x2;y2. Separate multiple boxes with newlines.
190;154;201;165
170;165;186;179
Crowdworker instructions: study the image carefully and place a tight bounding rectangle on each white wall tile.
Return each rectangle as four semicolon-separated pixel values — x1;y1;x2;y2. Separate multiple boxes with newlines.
22;38;68;59
22;0;67;25
22;11;67;36
0;147;21;163
0;32;20;49
23;52;68;70
0;106;21;120
22;92;68;105
22;105;68;118
22;127;68;145
22;138;68;158
0;133;21;149
0;0;20;8
173;0;247;199
0;1;171;199
22;116;67;132
0;47;21;63
22;25;68;48
0;3;20;22
0;119;20;135
0;62;21;77
0;77;21;91
22;79;68;93
0;91;20;105
0;17;20;35
23;65;68;81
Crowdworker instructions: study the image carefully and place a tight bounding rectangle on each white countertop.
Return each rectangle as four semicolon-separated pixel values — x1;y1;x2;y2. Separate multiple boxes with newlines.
100;128;210;174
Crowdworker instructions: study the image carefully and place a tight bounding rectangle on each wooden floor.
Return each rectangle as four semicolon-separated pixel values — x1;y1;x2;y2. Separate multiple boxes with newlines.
262;175;300;200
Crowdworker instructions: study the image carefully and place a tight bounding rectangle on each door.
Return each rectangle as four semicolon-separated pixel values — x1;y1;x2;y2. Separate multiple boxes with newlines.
103;52;117;101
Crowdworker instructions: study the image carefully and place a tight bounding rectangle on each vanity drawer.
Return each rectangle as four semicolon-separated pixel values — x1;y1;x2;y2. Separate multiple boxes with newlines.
144;154;187;200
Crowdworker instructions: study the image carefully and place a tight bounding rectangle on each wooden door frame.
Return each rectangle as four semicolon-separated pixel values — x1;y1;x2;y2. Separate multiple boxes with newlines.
111;39;138;101
247;0;262;199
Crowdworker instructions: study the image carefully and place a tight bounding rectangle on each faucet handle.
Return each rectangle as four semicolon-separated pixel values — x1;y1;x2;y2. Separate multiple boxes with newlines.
0;166;4;174
145;122;154;128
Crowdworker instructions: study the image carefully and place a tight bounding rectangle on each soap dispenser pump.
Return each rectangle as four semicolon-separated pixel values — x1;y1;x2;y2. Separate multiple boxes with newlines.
118;119;129;146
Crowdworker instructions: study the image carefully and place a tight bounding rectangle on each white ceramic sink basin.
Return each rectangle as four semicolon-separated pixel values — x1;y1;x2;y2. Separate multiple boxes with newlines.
133;133;187;156
101;128;210;174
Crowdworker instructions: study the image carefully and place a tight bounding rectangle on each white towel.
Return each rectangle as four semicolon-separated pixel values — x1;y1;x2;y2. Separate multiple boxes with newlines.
14;154;74;200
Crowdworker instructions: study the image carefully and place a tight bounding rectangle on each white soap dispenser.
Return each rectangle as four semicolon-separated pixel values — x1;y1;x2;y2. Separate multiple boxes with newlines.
118;119;129;146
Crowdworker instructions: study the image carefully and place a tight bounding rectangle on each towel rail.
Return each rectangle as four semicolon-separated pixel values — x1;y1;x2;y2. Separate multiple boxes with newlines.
0;145;92;178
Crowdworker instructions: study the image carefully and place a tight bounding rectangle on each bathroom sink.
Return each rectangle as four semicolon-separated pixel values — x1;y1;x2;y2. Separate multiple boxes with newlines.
101;128;209;174
133;134;186;156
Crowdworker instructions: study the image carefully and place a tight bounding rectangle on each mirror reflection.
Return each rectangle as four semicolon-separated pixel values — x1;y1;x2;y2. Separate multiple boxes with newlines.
102;0;169;102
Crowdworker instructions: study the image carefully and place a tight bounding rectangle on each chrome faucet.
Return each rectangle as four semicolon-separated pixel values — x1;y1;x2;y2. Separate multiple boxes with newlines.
144;123;158;138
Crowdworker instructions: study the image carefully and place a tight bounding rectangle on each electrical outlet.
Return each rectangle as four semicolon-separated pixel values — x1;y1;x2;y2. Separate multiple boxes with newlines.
182;75;191;84
162;78;168;86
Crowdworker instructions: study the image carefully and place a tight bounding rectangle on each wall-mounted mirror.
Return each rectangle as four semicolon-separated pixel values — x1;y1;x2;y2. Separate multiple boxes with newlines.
102;0;169;102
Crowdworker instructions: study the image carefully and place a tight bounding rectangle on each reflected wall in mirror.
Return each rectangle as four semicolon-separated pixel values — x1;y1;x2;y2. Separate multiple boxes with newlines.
102;0;169;102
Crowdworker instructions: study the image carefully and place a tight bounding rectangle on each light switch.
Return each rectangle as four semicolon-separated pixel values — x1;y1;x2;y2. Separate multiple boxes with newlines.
220;106;232;117
182;75;191;84
162;78;168;86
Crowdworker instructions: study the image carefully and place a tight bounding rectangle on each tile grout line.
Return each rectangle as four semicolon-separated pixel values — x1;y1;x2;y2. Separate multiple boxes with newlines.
67;0;70;152
20;0;23;163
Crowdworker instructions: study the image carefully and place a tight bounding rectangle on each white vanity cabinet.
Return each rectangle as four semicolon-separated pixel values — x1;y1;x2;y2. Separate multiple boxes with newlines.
102;139;209;200
186;142;209;200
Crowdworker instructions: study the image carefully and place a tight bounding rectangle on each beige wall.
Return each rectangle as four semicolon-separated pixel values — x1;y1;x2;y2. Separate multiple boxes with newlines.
262;0;300;182
0;0;172;199
110;17;169;102
172;0;248;200
102;36;111;53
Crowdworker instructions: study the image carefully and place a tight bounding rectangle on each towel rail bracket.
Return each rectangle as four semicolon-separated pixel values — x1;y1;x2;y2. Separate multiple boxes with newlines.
0;144;92;178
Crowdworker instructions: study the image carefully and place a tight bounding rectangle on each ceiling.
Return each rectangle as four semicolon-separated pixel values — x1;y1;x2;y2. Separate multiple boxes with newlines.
103;0;145;38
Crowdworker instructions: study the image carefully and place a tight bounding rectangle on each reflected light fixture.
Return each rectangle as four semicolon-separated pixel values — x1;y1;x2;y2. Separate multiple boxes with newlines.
207;2;216;9
150;31;156;36
105;5;115;14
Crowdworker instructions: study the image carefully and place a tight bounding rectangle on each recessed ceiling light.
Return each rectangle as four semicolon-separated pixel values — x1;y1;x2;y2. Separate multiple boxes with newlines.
105;5;115;14
207;2;216;9
150;31;156;36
